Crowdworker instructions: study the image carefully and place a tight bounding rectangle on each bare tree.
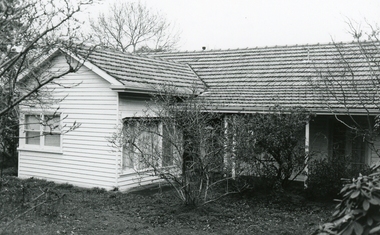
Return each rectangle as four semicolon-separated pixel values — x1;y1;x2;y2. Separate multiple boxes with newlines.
0;0;95;116
88;1;180;53
109;86;245;206
309;21;380;162
0;0;94;179
109;85;311;204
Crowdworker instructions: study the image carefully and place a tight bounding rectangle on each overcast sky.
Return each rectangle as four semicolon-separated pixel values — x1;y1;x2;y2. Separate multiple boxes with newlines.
85;0;380;51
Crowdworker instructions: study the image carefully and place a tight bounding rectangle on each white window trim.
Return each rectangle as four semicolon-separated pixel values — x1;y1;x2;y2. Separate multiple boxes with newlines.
121;119;177;174
121;120;160;173
19;113;63;154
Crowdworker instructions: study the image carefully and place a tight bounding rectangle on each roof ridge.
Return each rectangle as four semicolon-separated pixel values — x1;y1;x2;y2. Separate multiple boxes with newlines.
149;40;380;54
90;46;191;67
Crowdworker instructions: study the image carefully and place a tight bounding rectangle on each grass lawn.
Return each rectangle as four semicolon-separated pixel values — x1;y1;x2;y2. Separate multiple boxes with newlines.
0;176;333;235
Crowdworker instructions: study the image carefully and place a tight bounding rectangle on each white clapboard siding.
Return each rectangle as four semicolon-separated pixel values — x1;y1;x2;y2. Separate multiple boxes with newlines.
62;118;117;125
63;113;117;120
18;54;119;190
117;170;162;191
20;155;115;169
18;152;115;189
118;93;158;118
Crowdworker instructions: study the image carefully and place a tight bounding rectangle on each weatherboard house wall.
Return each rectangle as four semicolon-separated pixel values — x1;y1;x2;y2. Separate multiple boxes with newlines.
17;54;160;190
18;48;204;191
18;42;380;191
18;54;121;190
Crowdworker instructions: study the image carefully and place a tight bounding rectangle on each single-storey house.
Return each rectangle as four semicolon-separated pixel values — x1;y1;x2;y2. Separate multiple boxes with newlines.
18;41;380;190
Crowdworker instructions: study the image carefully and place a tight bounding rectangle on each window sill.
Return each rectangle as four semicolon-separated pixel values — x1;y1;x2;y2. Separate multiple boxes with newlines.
119;168;155;176
17;147;63;155
120;165;177;176
119;168;135;175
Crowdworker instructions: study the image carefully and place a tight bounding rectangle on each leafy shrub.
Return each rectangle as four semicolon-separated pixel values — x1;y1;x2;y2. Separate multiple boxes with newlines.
317;172;380;235
306;157;370;200
233;106;311;189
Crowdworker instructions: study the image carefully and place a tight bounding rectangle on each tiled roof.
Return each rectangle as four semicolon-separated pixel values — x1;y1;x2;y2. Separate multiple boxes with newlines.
75;42;380;114
78;47;205;93
149;41;380;114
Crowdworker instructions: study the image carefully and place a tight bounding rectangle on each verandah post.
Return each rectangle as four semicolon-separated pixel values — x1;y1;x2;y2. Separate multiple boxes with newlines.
304;121;310;188
223;115;236;179
231;115;236;179
223;115;228;175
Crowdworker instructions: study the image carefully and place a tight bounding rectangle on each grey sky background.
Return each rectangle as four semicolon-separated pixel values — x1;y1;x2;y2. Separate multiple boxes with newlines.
84;0;380;51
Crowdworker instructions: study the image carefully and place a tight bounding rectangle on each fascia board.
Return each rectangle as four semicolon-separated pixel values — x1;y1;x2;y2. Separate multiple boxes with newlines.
17;48;62;81
202;106;380;115
61;49;123;86
110;84;197;96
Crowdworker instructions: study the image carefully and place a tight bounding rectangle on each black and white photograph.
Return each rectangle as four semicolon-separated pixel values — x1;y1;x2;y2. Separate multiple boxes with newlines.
1;0;380;234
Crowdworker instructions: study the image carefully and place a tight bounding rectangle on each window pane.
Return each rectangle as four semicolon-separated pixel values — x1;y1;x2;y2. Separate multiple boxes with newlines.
44;115;61;132
137;126;156;169
44;133;60;147
26;131;40;145
162;123;174;166
123;120;161;170
25;115;40;130
122;144;134;169
122;122;137;169
141;122;160;169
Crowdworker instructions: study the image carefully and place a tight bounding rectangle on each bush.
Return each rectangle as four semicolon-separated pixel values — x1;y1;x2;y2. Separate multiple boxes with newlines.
306;157;370;201
233;107;311;189
317;172;380;235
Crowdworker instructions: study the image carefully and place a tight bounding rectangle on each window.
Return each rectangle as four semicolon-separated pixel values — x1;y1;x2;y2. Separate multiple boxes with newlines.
162;123;175;167
122;119;176;171
330;118;368;167
24;114;61;148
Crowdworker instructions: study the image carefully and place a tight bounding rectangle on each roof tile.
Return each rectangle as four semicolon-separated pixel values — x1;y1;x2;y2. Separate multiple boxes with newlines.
78;42;380;114
149;41;380;113
79;47;205;92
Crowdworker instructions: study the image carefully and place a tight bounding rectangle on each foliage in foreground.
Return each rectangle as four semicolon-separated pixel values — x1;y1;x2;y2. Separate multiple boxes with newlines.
306;157;371;201
317;171;380;235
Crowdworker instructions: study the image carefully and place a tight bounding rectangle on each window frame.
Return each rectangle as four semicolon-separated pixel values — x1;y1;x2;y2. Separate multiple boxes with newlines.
20;113;63;153
329;117;369;166
121;118;177;173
